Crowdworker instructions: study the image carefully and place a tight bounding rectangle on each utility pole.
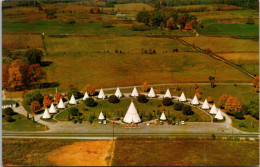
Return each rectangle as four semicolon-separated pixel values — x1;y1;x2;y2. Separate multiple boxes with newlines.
113;124;114;141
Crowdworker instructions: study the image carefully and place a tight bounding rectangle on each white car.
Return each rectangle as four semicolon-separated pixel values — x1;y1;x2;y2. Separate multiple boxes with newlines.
181;121;185;125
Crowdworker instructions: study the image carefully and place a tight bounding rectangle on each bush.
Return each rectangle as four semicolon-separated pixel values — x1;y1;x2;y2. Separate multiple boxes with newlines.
102;22;113;28
84;98;97;107
24;90;43;105
68;86;82;99
211;134;216;140
24;48;43;64
137;95;148;103
207;96;214;103
108;95;119;103
174;102;183;110
68;107;79;116
182;105;194;115
147;112;153;121
234;111;245;120
67;19;76;24
30;101;42;113
213;118;218;122
131;24;149;31
88;114;94;124
162;98;173;106
3;107;15;116
5;115;13;122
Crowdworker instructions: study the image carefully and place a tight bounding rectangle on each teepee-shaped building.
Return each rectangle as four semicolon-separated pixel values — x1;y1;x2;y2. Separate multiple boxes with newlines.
148;87;156;98
178;92;187;102
42;108;51;119
160;112;167;120
131;86;139;97
98;88;106;99
191;95;199;105
214;109;224;120
115;87;122;98
98;111;105;120
164;89;172;98
123;102;141;123
69;94;77;104
49;103;57;114
83;91;89;100
201;99;210;109
209;104;218;114
57;99;65;109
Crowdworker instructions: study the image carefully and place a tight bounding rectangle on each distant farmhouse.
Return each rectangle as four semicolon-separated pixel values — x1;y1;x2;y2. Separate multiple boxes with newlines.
116;13;126;18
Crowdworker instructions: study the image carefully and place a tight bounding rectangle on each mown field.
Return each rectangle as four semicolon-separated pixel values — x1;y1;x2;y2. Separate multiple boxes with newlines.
112;137;259;166
54;98;211;122
43;36;252;90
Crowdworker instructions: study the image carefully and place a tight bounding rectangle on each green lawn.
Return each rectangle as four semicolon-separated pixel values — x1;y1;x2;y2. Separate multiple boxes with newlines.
231;115;259;132
54;98;211;122
2;100;17;105
241;64;259;76
2;114;47;132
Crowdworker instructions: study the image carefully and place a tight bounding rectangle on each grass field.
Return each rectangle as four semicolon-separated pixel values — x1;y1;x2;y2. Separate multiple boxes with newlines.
43;36;251;90
54;98;211;122
112;137;259;166
231;115;259;132
2;113;47;132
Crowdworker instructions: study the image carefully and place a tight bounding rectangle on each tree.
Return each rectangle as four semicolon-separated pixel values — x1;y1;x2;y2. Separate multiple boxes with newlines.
5;115;13;122
162;98;173;106
8;60;24;90
209;76;216;88
2;64;9;90
3;107;15;116
84;84;95;96
68;86;81;99
174;102;183;110
234;111;245;120
166;17;175;30
54;92;63;103
43;95;52;107
84;98;97;107
207;96;214;103
195;88;202;94
142;82;149;92
253;76;259;87
68;107;79;116
218;94;229;109
147;112;153;121
194;82;199;89
108;95;119;103
195;93;201;100
24;48;43;64
225;96;242;115
24;90;43;105
30;100;42;113
137;95;148;103
88;114;94;124
183;105;194;115
26;64;46;88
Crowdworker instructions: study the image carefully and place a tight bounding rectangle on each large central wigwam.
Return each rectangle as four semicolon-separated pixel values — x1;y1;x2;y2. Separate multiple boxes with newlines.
123;101;141;123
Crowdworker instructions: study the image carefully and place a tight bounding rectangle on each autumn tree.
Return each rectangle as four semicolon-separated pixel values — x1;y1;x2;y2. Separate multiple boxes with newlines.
2;64;9;90
142;82;149;92
27;64;46;88
219;94;229;109
166;17;175;30
253;76;259;87
195;93;201;100
24;48;43;64
43;95;52;107
194;82;199;89
30;100;42;114
55;92;63;103
84;84;96;96
225;96;242;115
207;96;214;103
8;60;24;90
195;88;202;94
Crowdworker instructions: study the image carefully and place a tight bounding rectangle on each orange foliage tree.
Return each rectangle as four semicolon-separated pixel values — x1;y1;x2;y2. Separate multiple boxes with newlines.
142;82;149;92
166;17;175;30
207;96;214;103
43;95;52;107
2;64;9;90
30;100;42;114
195;88;202;94
253;76;259;87
219;94;229;109
195;93;201;100
8;60;24;90
54;92;63;103
84;84;95;96
225;96;242;115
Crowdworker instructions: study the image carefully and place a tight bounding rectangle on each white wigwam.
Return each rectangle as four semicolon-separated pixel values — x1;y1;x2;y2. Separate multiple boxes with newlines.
164;89;172;98
123;102;141;123
83;91;89;100
148;87;156;98
49;103;57;114
209;104;218;114
98;111;105;120
191;95;199;105
98;88;106;99
214;109;224;120
131;86;139;97
115;87;122;98
69;94;77;104
42;108;51;119
178;92;187;102
57;99;65;109
201;99;210;109
160;112;167;120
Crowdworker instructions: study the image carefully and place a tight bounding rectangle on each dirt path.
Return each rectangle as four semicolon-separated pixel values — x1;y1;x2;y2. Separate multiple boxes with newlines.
48;141;113;166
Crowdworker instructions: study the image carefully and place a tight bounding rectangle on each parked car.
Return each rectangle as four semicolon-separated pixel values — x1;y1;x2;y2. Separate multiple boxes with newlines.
181;121;185;125
175;121;179;125
167;120;172;124
73;120;77;124
172;122;175;125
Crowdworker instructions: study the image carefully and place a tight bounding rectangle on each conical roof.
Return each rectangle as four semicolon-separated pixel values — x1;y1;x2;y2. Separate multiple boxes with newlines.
115;87;122;98
57;99;65;109
179;92;187;102
160;112;167;120
42;108;51;119
164;89;172;98
209;104;218;114
83;91;89;100
214;109;224;120
191;95;199;105
98;88;106;99
123;102;141;123
148;87;156;98
69;94;77;104
49;103;57;114
201;99;210;109
98;111;105;120
131;87;139;97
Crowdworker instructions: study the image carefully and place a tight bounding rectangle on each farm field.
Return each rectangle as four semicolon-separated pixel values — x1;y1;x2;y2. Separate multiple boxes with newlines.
43;36;252;90
112;138;259;166
54;98;211;122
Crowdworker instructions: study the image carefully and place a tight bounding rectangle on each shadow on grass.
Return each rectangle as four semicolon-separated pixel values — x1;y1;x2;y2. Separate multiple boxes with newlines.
40;61;53;67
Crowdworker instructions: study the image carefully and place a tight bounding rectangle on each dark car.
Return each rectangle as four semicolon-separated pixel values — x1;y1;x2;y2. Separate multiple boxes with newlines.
73;120;77;124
